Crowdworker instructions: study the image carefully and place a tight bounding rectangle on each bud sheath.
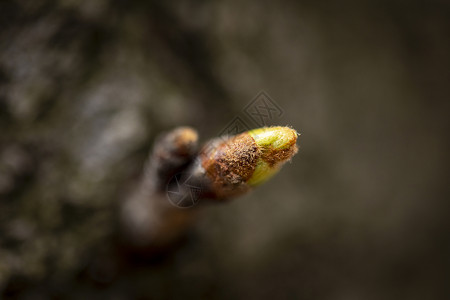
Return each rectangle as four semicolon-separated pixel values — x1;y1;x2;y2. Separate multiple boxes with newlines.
201;126;299;198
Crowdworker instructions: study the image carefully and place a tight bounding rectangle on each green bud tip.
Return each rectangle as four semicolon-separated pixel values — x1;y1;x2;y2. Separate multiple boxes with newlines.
247;126;299;186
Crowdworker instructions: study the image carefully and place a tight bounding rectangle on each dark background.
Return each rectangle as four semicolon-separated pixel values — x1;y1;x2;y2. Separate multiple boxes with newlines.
1;0;449;299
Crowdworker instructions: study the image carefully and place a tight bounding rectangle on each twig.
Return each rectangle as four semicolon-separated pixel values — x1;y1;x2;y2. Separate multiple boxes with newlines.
120;126;299;251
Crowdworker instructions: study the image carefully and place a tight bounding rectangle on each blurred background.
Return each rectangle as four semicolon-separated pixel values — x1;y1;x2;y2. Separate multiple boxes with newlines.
1;0;449;299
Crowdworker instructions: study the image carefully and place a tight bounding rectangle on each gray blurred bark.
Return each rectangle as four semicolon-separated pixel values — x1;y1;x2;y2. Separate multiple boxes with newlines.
1;0;449;299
